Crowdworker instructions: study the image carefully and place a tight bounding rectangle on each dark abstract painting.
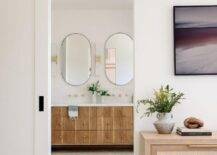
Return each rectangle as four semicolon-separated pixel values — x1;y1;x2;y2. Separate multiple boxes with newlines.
174;6;217;75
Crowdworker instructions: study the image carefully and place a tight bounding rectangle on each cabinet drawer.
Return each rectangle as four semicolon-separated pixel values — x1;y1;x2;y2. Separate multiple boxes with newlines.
75;118;89;130
75;107;90;130
62;117;75;131
89;131;113;145
114;117;133;130
114;107;133;130
52;107;62;116
152;145;217;155
114;130;133;145
97;117;113;131
52;131;62;145
89;131;102;145
97;107;113;117
52;107;62;131
114;107;133;117
96;107;113;131
102;117;113;130
62;131;75;145
102;131;113;144
60;107;68;117
89;108;97;130
75;131;90;145
52;116;62;131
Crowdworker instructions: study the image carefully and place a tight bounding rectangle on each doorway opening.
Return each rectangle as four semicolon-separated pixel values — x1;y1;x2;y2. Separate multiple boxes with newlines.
51;0;134;154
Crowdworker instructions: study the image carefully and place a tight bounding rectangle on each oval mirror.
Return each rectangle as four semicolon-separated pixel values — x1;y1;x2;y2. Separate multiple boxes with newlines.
105;33;134;85
61;33;92;86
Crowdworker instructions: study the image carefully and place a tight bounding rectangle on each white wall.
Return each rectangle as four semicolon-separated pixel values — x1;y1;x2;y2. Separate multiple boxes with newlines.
52;9;134;105
0;0;34;155
135;0;217;154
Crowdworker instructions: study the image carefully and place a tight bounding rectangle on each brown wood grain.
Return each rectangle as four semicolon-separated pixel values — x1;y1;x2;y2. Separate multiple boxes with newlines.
141;132;217;155
52;106;133;146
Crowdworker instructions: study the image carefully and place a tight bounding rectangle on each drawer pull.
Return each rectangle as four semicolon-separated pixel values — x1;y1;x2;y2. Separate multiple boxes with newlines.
188;145;217;148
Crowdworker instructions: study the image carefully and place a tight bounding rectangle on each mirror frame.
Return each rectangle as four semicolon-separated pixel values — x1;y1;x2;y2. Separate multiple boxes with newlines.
60;33;92;86
104;32;134;86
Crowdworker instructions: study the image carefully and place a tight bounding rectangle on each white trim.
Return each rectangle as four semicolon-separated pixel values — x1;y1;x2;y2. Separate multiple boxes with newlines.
34;0;51;154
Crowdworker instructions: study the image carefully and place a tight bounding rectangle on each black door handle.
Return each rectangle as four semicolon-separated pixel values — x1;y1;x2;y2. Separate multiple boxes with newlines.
39;96;44;112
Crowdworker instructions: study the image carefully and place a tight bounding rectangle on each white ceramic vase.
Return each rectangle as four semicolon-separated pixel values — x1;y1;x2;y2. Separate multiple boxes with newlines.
154;113;175;134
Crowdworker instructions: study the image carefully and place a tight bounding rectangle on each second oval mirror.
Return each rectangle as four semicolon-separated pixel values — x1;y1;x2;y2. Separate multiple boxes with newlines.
61;33;92;86
105;33;134;85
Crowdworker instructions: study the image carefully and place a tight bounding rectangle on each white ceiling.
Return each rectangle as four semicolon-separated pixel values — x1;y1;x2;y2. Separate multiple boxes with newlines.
52;0;133;10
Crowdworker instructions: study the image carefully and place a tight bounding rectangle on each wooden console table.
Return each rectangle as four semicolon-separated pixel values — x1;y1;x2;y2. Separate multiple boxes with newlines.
140;132;217;155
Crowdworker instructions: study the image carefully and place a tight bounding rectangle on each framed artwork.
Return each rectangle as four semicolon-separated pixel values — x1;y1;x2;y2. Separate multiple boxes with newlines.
174;6;217;75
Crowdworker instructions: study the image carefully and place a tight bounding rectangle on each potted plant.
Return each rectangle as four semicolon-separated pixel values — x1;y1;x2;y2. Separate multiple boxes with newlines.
88;81;110;103
137;85;184;134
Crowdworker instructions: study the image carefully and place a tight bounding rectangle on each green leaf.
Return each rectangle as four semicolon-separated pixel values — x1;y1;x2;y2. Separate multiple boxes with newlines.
137;85;184;118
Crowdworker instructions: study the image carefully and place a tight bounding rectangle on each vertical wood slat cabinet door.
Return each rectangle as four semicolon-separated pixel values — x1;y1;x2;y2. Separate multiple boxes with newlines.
102;131;113;145
89;131;103;145
62;131;75;145
113;107;133;145
97;107;114;131
114;130;133;145
96;107;103;130
52;107;62;131
52;107;62;145
104;107;113;145
90;107;114;145
89;108;97;131
61;107;76;144
52;131;62;145
75;131;90;145
75;107;90;131
114;107;133;130
61;107;76;131
89;108;100;144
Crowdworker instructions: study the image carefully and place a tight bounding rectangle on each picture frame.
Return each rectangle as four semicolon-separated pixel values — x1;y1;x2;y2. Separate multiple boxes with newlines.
174;5;217;75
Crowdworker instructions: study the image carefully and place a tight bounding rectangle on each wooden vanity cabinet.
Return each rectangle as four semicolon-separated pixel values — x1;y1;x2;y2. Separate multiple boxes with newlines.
51;106;133;147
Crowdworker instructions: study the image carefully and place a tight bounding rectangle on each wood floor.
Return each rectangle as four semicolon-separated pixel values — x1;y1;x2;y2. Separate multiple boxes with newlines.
52;151;133;155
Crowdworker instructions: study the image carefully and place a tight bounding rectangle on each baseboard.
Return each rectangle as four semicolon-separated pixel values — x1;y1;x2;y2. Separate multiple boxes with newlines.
52;145;133;151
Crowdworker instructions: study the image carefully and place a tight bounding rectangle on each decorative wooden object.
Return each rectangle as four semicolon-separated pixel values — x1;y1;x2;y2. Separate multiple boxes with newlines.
52;106;133;147
184;117;204;129
140;132;217;155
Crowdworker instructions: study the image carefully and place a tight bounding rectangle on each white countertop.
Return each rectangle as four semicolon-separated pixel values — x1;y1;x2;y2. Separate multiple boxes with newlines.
52;102;134;107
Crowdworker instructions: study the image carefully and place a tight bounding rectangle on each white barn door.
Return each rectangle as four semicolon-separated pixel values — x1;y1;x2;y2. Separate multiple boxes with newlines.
35;0;51;155
0;0;36;155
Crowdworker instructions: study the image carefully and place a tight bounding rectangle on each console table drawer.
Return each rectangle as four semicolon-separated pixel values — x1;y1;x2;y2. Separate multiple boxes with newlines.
157;152;217;155
152;145;217;155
